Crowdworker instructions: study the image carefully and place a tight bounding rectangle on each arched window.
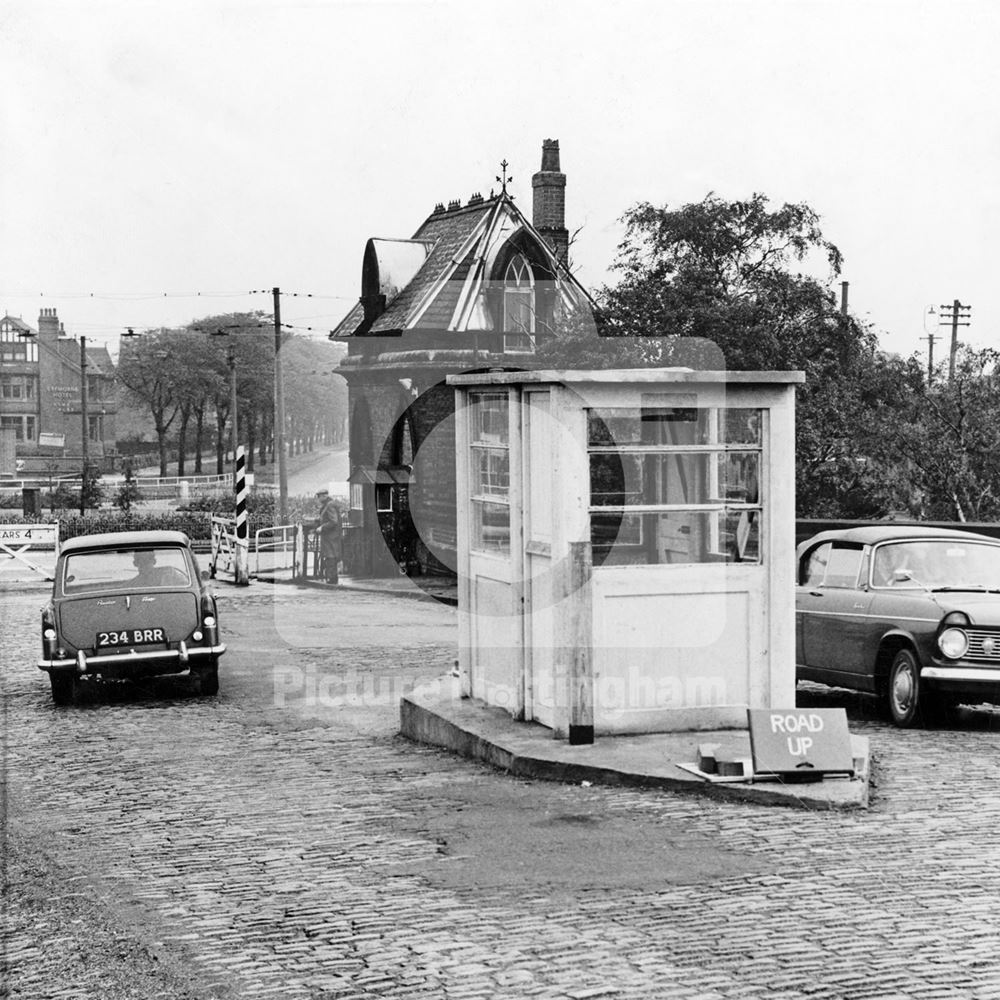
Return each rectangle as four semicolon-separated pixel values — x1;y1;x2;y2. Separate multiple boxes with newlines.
503;254;535;352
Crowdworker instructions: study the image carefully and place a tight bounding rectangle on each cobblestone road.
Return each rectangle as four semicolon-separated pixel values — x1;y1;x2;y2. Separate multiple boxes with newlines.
4;582;1000;999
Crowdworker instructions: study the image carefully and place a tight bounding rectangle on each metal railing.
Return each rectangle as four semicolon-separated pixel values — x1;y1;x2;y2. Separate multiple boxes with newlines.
253;524;297;580
210;517;302;583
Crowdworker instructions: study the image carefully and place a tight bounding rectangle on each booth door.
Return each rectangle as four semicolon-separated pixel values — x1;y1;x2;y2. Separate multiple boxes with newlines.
525;547;555;727
465;552;521;714
522;391;558;728
463;390;522;714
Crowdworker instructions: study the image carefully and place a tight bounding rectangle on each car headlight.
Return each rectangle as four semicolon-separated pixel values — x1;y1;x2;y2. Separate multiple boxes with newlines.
938;627;970;659
203;615;216;628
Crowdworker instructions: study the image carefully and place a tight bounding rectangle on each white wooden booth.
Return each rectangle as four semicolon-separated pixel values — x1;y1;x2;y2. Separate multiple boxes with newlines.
449;368;805;740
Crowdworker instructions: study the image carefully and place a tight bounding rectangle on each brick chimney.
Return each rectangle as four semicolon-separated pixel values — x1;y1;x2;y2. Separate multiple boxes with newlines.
532;139;568;265
38;307;60;343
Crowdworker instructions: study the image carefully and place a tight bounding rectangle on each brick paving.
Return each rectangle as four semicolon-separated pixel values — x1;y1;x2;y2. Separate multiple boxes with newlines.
3;583;1000;998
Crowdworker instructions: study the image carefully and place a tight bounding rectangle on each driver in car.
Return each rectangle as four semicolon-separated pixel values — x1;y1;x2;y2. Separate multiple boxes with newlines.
131;550;177;587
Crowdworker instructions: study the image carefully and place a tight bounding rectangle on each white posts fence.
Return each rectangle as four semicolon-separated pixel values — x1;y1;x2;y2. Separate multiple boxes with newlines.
210;517;303;583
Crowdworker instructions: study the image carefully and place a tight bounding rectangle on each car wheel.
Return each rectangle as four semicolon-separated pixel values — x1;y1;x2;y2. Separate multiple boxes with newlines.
886;648;923;727
50;673;75;706
195;659;219;697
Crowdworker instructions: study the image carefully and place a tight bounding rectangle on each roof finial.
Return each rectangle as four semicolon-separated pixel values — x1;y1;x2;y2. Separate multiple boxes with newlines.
496;158;513;195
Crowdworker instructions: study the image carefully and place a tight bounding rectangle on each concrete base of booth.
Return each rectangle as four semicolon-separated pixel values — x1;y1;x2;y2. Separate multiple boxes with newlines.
400;679;871;810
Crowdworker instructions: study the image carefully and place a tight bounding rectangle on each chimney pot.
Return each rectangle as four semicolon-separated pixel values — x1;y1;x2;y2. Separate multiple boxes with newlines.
532;138;568;264
447;199;461;211
540;138;561;173
38;307;60;339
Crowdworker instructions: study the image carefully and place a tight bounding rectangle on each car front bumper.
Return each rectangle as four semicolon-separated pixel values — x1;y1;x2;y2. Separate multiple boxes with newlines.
922;665;1000;683
921;664;1000;700
39;642;226;677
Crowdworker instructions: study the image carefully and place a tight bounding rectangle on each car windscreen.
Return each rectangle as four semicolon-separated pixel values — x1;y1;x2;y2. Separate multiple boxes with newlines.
62;547;191;593
872;540;1000;590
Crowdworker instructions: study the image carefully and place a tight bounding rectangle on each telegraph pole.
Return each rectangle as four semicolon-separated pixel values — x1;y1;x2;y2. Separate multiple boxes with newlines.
924;332;938;383
228;346;239;463
273;287;289;522
939;299;972;382
80;336;88;516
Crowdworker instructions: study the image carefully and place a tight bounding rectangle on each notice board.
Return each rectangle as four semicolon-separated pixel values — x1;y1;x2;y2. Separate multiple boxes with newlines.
748;708;854;777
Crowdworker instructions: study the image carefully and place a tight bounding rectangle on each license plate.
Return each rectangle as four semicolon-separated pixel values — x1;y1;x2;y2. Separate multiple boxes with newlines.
96;627;166;647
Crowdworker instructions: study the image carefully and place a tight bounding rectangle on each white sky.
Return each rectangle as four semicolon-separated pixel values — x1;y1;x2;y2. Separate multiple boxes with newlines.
2;0;996;365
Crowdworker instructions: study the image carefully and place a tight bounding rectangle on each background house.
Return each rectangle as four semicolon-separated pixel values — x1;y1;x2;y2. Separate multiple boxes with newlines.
333;139;593;576
0;308;118;476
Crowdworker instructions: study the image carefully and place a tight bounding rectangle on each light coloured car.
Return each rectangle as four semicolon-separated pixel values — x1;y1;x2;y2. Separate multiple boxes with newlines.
796;525;1000;726
38;530;225;704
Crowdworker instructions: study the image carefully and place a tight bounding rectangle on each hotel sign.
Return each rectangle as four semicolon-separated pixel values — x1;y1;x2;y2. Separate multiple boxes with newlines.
48;386;81;412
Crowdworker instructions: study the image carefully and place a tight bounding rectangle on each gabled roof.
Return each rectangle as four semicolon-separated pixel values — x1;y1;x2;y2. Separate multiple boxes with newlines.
84;344;115;376
333;193;591;339
0;314;35;334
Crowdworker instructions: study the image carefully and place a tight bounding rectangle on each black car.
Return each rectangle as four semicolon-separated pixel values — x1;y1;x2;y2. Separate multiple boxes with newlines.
38;530;225;704
796;525;1000;726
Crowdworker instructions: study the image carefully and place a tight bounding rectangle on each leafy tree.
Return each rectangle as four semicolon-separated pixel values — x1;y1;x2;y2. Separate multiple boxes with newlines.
116;329;184;475
112;465;144;512
890;347;1000;521
184;313;346;474
543;191;915;517
81;465;106;510
601;192;845;367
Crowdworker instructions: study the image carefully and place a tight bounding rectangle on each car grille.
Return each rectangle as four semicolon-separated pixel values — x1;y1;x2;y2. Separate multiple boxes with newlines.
966;629;1000;663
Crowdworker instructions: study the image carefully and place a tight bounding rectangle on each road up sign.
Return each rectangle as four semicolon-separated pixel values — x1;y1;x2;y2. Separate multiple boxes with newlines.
748;708;854;779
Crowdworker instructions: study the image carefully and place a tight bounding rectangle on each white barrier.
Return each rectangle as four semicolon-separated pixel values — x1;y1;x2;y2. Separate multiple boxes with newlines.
210;516;237;580
0;522;60;580
253;524;298;580
212;517;300;583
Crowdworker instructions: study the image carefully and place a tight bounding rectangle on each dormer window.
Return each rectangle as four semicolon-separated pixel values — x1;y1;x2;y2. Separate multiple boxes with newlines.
503;254;535;353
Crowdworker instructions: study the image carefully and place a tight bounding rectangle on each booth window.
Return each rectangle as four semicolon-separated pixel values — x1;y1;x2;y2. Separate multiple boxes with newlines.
349;483;364;526
469;391;511;554
375;484;394;513
587;404;764;567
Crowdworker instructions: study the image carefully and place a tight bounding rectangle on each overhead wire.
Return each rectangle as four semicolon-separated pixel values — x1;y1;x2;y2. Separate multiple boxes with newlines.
2;287;359;342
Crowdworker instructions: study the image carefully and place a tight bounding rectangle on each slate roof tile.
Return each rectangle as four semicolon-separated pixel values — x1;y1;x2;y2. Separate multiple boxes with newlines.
330;300;364;339
370;201;494;333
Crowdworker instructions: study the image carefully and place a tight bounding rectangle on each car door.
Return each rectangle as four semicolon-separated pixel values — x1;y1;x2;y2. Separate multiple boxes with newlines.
798;542;872;683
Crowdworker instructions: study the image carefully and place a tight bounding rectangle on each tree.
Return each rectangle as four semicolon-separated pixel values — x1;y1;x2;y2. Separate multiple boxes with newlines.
184;313;273;474
890;347;1000;521
116;330;184;476
544;191;915;518
602;193;845;366
112;465;144;512
168;331;219;477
